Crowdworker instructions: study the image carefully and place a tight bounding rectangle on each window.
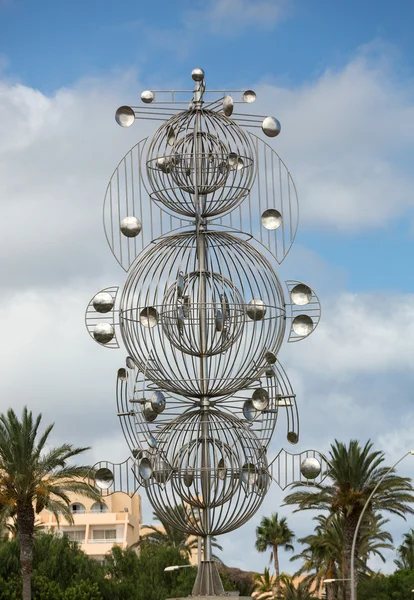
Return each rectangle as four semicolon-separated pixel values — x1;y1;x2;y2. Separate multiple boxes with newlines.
70;503;85;514
64;530;85;542
91;502;109;513
92;529;117;541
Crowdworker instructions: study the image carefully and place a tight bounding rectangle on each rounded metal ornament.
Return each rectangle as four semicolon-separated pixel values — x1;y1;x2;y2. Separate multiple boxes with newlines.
117;368;127;381
93;323;114;344
292;314;313;336
139;307;159;328
223;95;234;117
95;468;114;490
120;216;142;238
92;292;114;313
287;431;299;444
262;116;281;138
261;209;282;230
139;457;153;480
151;391;166;414
252;388;269;411
246;299;267;321
243;90;256;103
144;402;158;422
141;90;154;104
243;400;257;421
291;284;312;306
191;68;205;81
265;350;277;364
126;356;135;369
300;457;321;480
115;106;135;127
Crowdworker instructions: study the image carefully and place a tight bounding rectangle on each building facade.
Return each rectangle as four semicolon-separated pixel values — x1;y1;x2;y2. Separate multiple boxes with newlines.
38;491;141;562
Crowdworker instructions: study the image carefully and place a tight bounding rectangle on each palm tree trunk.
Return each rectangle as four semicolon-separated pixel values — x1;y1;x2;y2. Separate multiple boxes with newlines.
343;513;359;600
17;502;35;600
273;545;280;597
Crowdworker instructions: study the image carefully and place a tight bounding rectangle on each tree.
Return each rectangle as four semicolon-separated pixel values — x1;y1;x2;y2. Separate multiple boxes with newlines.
277;575;317;600
252;567;275;600
255;513;295;597
0;407;101;600
395;529;414;570
284;440;414;600
139;506;223;560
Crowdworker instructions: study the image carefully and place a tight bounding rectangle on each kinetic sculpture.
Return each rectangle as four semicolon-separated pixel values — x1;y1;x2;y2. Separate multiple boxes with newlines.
85;68;327;597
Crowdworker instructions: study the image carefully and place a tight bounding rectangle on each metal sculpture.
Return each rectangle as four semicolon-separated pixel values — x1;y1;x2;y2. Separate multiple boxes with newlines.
86;68;326;597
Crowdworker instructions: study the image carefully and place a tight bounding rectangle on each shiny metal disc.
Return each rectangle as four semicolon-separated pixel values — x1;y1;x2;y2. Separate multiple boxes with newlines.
218;458;226;480
292;314;313;336
241;463;257;485
177;272;184;298
287;431;299;444
92;292;114;313
139;457;153;480
243;400;257;421
223;95;234;117
262;116;281;137
117;368;127;381
141;90;154;104
265;350;276;364
215;309;223;332
120;216;142;238
291;284;312;306
183;468;194;487
265;366;275;378
243;90;256;103
261;209;282;230
95;468;114;490
153;460;171;484
144;402;158;422
115;106;135;127
139;307;158;328
191;68;205;82
93;323;114;344
300;457;321;480
166;126;176;146
252;388;269;411
246;299;267;321
151;391;166;414
126;356;135;369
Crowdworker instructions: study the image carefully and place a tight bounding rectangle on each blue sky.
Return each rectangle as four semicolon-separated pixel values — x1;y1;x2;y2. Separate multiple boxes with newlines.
1;0;414;576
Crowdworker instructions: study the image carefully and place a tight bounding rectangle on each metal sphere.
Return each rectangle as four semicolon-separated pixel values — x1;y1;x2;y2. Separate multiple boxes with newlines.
93;323;114;344
120;216;142;238
262;116;281;138
140;409;268;536
92;292;114;313
292;314;313;336
291;284;312;306
146;110;255;219
261;209;282;230
191;68;205;82
300;457;321;480
141;90;154;104
118;230;286;398
115;106;135;127
95;467;114;489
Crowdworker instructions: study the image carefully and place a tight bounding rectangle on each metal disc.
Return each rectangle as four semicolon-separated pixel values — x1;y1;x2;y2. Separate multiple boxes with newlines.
261;209;282;230
191;68;205;82
144;402;158;422
115;106;135;127
287;431;299;444
166;126;176;146
218;458;226;480
183;468;194;487
93;323;114;344
300;457;321;480
215;309;223;332
223;95;234;117
291;284;312;306
243;400;257;421
265;350;277;364
139;458;153;480
92;292;114;314
177;272;184;298
241;463;257;485
139;307;158;328
292;315;313;336
262;116;281;138
243;90;256;103
95;468;114;490
265;366;275;378
117;368;127;381
252;388;269;411
149;436;158;449
153;460;171;484
246;299;267;321
120;216;142;238
126;356;135;369
141;90;154;104
151;391;166;414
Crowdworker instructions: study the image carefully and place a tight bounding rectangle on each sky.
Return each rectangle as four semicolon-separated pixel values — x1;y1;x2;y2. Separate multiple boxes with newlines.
1;0;414;577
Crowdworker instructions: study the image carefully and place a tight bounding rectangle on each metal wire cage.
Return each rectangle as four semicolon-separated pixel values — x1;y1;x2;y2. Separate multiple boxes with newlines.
146;109;256;219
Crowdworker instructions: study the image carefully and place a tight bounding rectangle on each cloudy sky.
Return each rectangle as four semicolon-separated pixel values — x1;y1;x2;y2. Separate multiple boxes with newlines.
1;0;414;576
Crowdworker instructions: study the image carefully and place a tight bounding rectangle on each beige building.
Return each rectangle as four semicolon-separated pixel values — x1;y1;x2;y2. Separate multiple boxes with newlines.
38;492;141;561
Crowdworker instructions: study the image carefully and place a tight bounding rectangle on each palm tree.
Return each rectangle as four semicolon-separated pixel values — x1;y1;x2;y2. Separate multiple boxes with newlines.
277;575;317;600
252;567;275;600
394;529;414;570
284;439;414;600
138;506;223;560
255;513;295;597
0;407;100;600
